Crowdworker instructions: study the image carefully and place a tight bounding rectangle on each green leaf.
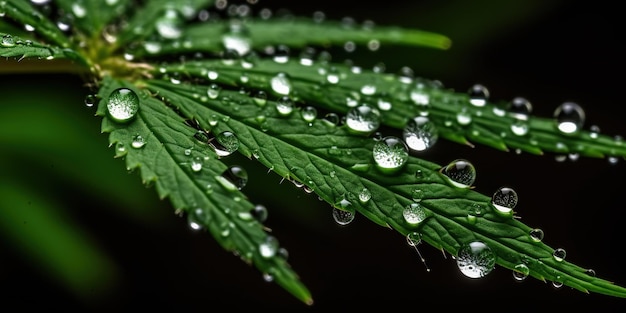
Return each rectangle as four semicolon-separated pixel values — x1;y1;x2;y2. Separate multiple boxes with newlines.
96;75;313;305
1;0;71;48
0;31;75;60
142;78;626;299
156;58;626;160
54;0;131;37
133;15;451;59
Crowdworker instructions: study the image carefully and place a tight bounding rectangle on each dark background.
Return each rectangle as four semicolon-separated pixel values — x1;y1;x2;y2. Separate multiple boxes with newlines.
1;0;625;311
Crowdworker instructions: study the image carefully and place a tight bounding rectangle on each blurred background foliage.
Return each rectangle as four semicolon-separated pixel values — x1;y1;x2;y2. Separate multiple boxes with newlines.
1;0;625;310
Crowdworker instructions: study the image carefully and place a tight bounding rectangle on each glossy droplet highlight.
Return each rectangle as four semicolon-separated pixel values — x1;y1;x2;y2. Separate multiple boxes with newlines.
372;136;409;173
403;203;428;225
403;116;438;151
107;88;139;123
345;105;381;134
441;159;476;188
491;186;518;216
212;131;239;157
456;241;496;278
554;102;585;134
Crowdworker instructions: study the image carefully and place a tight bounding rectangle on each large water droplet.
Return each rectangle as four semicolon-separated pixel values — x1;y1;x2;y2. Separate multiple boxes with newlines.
372;136;409;173
553;102;585;134
332;207;355;226
403;203;428;226
468;84;489;107
345;105;381;134
212;131;239;157
259;235;279;258
441;159;476;188
491;186;518;216
107;87;139;123
270;72;292;95
456;241;496;278
403;116;438;152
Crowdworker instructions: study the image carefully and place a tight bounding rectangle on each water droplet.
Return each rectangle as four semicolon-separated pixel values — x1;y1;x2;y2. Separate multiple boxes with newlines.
553;248;566;262
221;165;248;190
509;97;532;120
358;188;371;203
403;116;438;152
156;9;183;39
207;83;221;99
345;105;381;134
190;156;203;172
403;203;428;225
360;84;377;95
513;263;530;281
441;159;476;188
259;235;279;258
270;72;292;95
253;90;268;106
131;134;146;148
301;106;317;124
275;96;294;116
406;232;430;272
510;121;529;136
468;84;489;107
1;34;15;47
187;208;206;231
372;136;409;173
553;102;585;134
456;241;496;278
529;228;544;242
252;204;268;222
332;206;355;226
456;107;472;125
84;94;97;107
212;131;239;157
491;186;518;216
222;20;252;56
107;88;139;123
144;41;162;54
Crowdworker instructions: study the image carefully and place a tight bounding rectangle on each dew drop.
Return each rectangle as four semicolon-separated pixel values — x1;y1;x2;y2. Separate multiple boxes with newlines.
406;232;430;272
252;90;267;106
513;263;530;281
222;20;252;56
403;116;438;152
403;203;428;225
190;156;203;172
107;88;139;123
275;96;294;116
259;235;279;258
553;102;585;134
360;84;377;95
509;97;532;120
332;206;355;226
220;165;248;190
187;208;206;231
270;72;292;95
510;121;529;136
207;83;221;99
372;136;409;173
212;131;239;157
155;9;183;39
468;84;489;107
553;248;566;262
131;134;146;149
84;94;97;107
491;186;518;216
358;188;371;203
441;159;476;188
456;241;496;278
252;204;268;223
345;105;381;134
529;228;544;242
301;106;317;124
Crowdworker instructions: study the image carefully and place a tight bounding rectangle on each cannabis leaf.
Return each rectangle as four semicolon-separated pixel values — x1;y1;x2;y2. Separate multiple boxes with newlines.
1;0;625;307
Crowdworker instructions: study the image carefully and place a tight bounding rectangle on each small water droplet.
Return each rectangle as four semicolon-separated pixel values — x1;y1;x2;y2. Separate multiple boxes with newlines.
207;83;221;99
270;72;292;95
220;165;248;190
332;206;355;226
259;235;279;258
253;90;268;106
406;232;430;272
554;102;585;134
190;156;203;172
468;84;489;107
275;96;294;116
252;204;268;222
84;94;97;107
211;131;239;157
456;241;496;278
403;203;428;225
553;248;566;262
107;88;139;123
131;134;146;148
441;159;476;188
222;20;252;56
372;136;409;173
360;84;377;95
187;208;206;231
358;188;371;203
491;186;518;216
301;106;317;124
403;116;438;152
529;228;544;242
156;9;183;39
510;121;529;136
345;105;380;134
509;97;532;120
513;263;530;281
